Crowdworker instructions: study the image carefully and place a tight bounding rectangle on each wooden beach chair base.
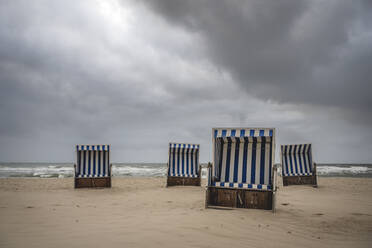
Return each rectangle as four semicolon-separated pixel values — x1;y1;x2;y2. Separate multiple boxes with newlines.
205;187;273;210
167;176;201;187
74;177;111;188
282;175;317;187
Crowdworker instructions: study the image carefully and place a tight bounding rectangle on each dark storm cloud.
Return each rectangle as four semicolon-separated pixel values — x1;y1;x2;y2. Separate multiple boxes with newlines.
143;0;372;111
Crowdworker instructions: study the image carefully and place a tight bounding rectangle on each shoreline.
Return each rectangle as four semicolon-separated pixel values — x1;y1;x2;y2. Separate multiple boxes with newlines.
1;163;371;179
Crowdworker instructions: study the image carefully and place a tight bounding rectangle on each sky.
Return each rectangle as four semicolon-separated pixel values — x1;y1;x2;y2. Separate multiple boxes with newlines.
0;0;371;163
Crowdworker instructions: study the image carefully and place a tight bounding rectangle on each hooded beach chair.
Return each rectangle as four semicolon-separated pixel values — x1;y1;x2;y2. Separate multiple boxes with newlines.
206;128;278;210
74;145;112;188
167;143;201;186
281;144;318;187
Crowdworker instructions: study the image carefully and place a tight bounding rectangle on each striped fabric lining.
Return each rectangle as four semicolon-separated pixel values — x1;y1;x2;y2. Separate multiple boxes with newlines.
281;144;313;177
76;145;110;177
211;128;275;191
169;143;199;149
212;182;272;190
214;137;273;187
168;143;199;177
169;174;199;178
214;128;274;138
77;145;109;151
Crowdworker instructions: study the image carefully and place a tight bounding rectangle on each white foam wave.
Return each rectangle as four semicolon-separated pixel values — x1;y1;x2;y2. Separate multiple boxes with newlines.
112;165;166;177
317;165;372;175
0;166;74;178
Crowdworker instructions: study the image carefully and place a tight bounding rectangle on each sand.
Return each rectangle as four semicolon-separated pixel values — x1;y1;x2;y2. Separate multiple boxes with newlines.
0;177;371;248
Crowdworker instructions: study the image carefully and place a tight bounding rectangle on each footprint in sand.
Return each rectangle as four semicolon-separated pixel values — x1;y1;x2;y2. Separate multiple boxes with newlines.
313;213;324;216
351;212;372;216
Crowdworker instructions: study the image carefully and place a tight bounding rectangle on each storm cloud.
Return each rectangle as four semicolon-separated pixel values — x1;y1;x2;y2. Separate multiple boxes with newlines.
0;0;371;162
144;0;372;109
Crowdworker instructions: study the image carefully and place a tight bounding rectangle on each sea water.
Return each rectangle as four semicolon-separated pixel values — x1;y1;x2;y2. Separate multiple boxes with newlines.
0;162;371;178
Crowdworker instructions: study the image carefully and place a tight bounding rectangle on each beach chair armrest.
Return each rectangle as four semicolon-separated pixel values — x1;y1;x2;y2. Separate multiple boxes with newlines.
312;162;318;187
272;163;279;192
207;162;213;186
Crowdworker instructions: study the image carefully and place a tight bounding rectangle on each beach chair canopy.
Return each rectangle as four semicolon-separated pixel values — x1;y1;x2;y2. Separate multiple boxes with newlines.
281;144;313;177
210;128;275;190
168;143;199;178
75;145;110;178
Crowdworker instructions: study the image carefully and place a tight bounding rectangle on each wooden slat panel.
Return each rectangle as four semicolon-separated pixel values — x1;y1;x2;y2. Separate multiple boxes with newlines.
206;187;273;210
167;176;201;186
217;189;237;208
75;178;111;188
92;178;110;187
282;175;314;186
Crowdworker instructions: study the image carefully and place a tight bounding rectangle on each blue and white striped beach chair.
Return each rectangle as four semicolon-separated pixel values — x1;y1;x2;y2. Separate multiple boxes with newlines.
167;143;201;186
281;144;317;187
206;128;277;210
74;145;112;188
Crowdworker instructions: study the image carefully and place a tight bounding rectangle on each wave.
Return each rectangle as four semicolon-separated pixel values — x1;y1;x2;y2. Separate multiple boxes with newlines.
111;164;166;177
317;165;372;177
0;165;74;178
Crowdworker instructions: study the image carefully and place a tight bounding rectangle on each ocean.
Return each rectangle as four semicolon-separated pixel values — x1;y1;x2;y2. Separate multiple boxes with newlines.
0;162;371;178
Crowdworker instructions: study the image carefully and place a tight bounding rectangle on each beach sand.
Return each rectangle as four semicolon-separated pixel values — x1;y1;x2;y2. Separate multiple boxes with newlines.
0;177;371;248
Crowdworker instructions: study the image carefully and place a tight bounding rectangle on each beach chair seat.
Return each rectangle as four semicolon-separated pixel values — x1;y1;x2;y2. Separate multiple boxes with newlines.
281;144;317;187
167;143;201;186
74;145;112;188
206;128;277;210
